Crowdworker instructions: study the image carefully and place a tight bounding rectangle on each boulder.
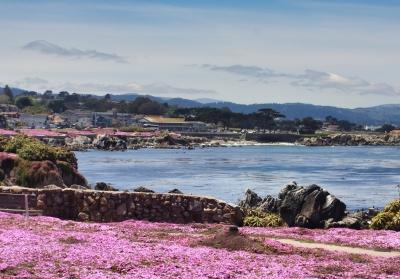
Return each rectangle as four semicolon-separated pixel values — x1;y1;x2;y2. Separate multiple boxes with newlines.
94;182;118;191
258;195;280;213
168;188;183;194
133;186;155;193
238;189;262;208
279;184;346;228
239;182;346;228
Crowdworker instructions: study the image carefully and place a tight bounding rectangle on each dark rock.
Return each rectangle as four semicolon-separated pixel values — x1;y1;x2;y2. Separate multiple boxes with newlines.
168;188;183;194
95;182;118;191
240;182;347;229
94;135;127;151
325;216;362;229
279;184;346;228
228;225;239;234
259;195;280;213
133;186;155;193
77;212;89;222
238;189;262;208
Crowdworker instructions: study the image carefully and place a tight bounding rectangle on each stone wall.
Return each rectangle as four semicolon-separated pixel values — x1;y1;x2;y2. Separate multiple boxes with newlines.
0;186;243;225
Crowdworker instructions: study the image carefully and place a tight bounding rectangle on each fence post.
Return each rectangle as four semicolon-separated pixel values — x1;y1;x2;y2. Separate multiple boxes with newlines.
24;194;29;221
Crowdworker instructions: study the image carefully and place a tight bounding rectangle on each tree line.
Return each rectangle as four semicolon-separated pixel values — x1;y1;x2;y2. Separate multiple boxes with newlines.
0;85;396;134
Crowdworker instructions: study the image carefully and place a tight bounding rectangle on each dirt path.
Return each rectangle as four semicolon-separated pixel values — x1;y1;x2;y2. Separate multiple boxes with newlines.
273;238;400;257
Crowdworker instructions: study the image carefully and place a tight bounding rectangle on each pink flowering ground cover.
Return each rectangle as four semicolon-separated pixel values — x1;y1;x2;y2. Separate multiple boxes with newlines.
242;226;400;251
0;212;399;279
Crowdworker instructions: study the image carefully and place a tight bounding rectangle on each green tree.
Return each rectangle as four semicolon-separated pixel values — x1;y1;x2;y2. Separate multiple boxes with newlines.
15;96;34;109
47;100;67;113
3;85;14;103
375;124;396;133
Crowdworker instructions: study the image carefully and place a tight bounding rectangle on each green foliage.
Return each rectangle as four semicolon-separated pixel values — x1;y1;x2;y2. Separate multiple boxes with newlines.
2;135;76;166
370;199;400;231
375;124;396;133
17;142;56;162
2;85;14;103
3;136;38;153
243;209;284;227
15;96;34;109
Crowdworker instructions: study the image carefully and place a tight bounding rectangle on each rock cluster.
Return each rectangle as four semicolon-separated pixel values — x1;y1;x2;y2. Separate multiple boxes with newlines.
298;133;400;146
93;135;127;151
239;182;346;228
0;186;244;226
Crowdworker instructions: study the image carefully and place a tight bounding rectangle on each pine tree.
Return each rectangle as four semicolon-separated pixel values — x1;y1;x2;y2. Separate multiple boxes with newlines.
3;85;14;103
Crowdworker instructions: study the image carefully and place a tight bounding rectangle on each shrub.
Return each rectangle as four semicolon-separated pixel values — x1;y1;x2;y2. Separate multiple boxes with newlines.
243;209;284;227
17;143;56;162
370;199;400;231
3;136;39;153
3;135;77;166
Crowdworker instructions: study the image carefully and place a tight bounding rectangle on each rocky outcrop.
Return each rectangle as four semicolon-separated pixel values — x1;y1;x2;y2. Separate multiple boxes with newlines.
94;182;118;191
93;135;127;151
65;136;94;150
324;208;380;229
0;186;244;226
239;182;346;228
133;186;155;193
298;133;400;146
0;152;87;189
279;183;346;228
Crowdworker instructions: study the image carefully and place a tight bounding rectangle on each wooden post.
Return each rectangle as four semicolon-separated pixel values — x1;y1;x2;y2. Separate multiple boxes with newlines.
24;194;29;221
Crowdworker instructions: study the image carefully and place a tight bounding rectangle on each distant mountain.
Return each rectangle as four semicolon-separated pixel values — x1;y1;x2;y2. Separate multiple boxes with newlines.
107;93;400;125
194;98;222;104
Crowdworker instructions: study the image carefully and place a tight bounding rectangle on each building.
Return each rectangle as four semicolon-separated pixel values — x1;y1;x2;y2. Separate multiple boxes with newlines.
61;110;92;128
19;113;49;129
138;115;207;132
92;110;134;127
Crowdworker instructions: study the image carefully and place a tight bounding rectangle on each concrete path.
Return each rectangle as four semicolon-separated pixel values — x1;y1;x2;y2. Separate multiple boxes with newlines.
274;238;400;257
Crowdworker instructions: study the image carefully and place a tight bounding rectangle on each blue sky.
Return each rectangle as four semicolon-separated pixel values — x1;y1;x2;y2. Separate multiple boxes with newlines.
1;0;399;107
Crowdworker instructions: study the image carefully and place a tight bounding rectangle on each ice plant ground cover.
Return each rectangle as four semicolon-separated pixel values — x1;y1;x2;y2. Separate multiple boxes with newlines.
0;212;399;279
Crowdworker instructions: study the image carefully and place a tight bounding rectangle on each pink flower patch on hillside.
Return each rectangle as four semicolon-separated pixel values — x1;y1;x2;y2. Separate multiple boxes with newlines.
0;212;398;278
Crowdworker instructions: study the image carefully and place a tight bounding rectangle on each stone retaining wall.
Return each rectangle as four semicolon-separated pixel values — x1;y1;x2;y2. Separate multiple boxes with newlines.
0;186;243;225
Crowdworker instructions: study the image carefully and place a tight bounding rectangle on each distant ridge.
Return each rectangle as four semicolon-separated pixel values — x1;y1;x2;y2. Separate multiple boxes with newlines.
1;86;399;125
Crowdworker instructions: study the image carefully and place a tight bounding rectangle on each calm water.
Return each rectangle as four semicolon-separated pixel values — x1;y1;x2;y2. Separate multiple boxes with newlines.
75;145;400;210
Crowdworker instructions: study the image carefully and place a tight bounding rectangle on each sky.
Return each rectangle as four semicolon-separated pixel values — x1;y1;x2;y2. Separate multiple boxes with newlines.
1;0;400;108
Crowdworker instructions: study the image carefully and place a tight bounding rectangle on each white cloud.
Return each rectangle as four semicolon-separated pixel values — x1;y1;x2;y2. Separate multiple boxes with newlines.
22;40;128;64
6;78;217;96
200;64;400;97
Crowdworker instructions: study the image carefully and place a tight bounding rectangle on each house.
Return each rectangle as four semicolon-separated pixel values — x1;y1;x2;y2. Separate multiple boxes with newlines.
321;123;341;132
92;110;134;127
19;113;49;129
61;110;92;128
138;116;207;132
